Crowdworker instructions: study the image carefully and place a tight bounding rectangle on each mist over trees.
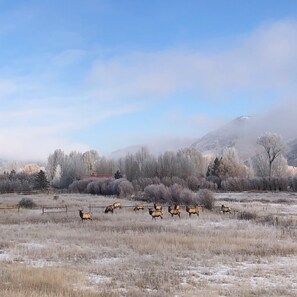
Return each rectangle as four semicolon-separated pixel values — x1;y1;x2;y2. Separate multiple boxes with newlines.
1;132;297;195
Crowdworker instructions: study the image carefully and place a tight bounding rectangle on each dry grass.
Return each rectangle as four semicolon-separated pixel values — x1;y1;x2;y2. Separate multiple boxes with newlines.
0;192;297;296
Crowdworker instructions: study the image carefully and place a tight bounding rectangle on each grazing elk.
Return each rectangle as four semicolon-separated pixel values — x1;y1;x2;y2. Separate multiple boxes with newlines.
221;204;232;214
79;209;92;221
154;203;162;211
168;205;181;218
112;202;122;209
133;204;145;211
148;208;163;220
186;205;200;217
104;205;114;214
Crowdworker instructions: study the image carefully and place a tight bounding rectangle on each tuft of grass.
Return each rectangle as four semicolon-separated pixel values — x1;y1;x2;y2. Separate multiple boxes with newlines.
237;211;258;221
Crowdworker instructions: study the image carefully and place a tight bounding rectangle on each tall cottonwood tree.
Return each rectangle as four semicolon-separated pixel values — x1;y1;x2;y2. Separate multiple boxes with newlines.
82;150;100;175
257;132;286;180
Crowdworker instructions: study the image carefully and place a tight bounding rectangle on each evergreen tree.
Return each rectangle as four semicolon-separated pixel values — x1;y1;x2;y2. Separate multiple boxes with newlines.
114;170;123;179
34;170;49;190
206;157;221;177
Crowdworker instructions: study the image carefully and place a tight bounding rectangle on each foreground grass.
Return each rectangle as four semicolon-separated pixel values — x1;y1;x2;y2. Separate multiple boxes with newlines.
0;264;111;297
0;192;297;296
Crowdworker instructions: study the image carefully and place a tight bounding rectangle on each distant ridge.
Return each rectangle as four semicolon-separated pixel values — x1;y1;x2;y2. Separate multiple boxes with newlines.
191;116;256;160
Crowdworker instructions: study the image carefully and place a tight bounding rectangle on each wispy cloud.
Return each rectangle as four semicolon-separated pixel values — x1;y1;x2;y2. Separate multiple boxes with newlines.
1;19;297;160
88;20;297;102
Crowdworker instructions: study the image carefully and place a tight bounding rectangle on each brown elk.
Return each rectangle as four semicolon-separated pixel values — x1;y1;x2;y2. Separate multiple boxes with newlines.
154;203;162;211
168;205;181;218
186;205;200;217
104;205;114;214
112;202;122;209
79;209;92;221
148;208;163;220
133;204;145;211
221;205;231;214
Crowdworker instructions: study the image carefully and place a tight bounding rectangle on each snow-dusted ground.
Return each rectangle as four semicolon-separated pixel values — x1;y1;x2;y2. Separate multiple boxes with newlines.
0;192;297;296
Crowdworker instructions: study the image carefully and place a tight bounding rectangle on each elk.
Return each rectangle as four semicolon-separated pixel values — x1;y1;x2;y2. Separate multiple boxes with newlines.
148;208;163;220
79;209;92;221
168;205;181;218
154;203;162;211
112;202;122;209
221;204;232;214
186;205;200;217
104;205;114;214
133;204;145;211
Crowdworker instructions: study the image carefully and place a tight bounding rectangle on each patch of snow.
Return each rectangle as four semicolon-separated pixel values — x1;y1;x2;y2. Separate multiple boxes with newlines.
94;257;121;265
19;242;47;249
30;259;57;267
89;273;112;284
0;251;13;261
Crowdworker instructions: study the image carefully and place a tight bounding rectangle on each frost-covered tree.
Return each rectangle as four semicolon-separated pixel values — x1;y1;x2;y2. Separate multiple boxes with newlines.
82;150;100;175
253;152;288;178
122;154;140;181
47;149;65;181
59;151;87;188
157;151;178;178
51;164;62;188
218;147;250;178
94;156;115;175
257;132;286;180
177;148;208;177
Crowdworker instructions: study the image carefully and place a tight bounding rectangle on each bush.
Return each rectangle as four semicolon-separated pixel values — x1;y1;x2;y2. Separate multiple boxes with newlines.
144;184;170;202
18;198;36;209
237;211;257;220
180;188;199;205
197;189;214;210
118;180;134;196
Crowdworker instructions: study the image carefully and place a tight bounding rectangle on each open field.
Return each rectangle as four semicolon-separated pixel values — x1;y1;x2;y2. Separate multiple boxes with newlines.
0;192;297;297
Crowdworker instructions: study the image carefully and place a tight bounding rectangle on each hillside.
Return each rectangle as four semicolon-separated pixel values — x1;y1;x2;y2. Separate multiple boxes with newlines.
191;116;258;160
287;138;297;166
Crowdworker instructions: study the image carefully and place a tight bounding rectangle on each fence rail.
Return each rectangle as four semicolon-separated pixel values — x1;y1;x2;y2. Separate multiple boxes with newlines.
0;205;20;212
42;206;68;215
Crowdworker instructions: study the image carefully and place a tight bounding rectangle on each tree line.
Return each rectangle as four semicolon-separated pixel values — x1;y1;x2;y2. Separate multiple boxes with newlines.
0;132;295;194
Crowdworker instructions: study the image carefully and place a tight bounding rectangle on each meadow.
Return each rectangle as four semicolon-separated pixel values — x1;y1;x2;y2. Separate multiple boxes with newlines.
0;192;297;297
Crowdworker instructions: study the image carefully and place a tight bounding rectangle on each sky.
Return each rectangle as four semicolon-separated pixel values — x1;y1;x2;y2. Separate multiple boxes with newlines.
1;0;297;161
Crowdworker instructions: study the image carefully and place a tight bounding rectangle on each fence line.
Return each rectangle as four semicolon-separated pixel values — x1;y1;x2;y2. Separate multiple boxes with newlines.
42;206;68;215
0;205;20;212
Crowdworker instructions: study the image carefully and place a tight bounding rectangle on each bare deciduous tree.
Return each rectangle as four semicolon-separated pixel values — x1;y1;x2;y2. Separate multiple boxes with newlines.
257;132;286;180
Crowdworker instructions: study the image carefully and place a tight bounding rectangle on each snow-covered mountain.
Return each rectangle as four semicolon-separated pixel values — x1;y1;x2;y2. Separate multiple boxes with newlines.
190;116;258;160
287;138;297;166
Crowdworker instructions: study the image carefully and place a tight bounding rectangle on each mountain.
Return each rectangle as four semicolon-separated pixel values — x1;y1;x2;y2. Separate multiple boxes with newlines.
191;116;258;160
287;138;297;166
110;115;297;164
110;137;197;159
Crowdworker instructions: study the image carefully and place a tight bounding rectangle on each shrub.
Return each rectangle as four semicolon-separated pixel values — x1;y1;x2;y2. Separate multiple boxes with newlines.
237;211;257;220
197;189;214;210
18;198;36;209
144;184;170;202
186;175;201;191
180;188;198;205
119;180;134;196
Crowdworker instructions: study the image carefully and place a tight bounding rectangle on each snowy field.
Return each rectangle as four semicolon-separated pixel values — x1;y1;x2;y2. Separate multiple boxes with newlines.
0;192;297;297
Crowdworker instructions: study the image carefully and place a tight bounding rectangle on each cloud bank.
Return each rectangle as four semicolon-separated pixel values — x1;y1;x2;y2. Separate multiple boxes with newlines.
1;19;297;161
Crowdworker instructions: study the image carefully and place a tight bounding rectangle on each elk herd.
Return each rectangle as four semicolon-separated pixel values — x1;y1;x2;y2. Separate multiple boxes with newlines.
78;202;233;221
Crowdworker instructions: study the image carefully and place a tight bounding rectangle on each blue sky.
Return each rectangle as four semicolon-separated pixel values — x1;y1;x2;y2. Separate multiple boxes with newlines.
1;0;297;160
